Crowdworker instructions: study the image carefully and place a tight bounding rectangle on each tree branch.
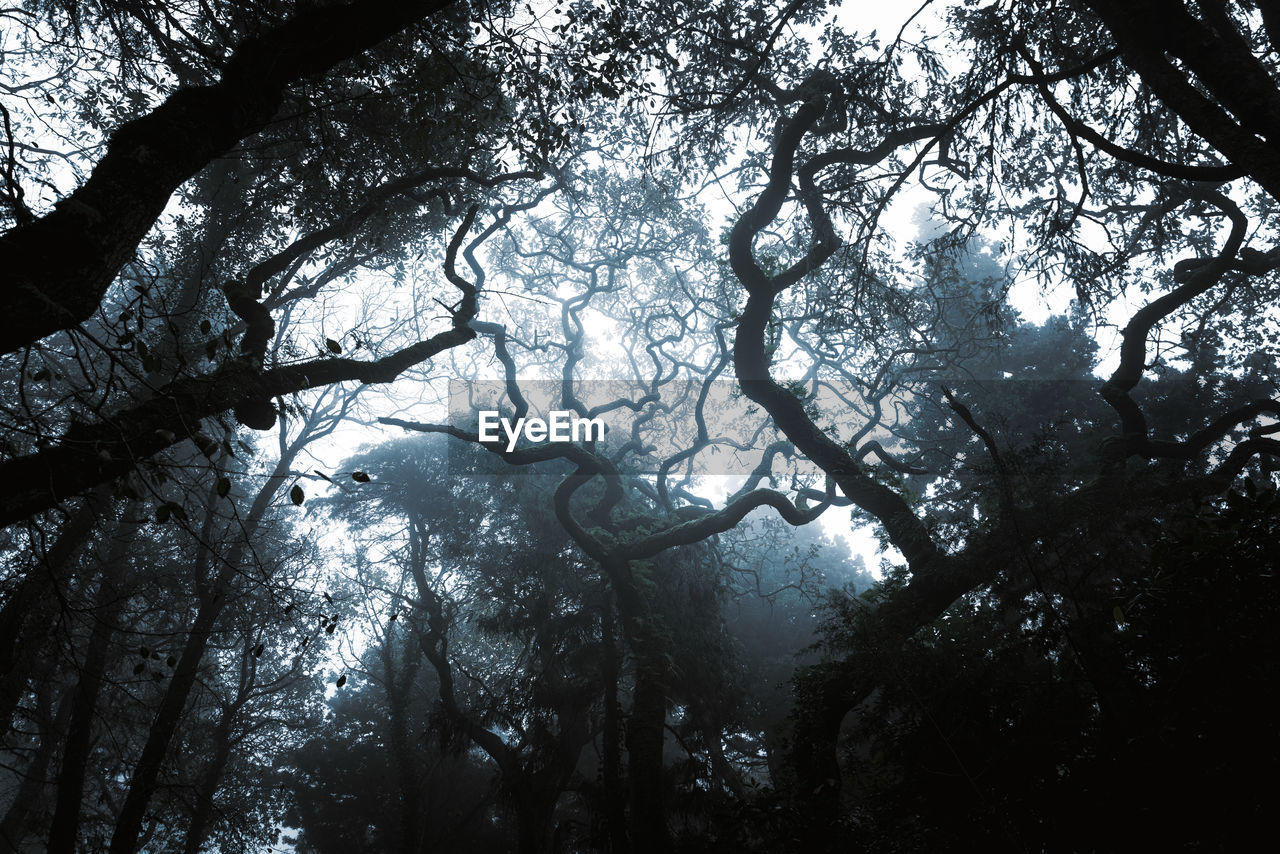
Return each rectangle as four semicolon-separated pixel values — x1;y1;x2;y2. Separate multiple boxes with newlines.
0;0;454;354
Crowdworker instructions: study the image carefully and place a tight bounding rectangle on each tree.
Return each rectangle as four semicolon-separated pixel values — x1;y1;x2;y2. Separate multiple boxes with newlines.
0;0;463;353
5;1;1280;851
282;629;505;854
377;152;853;849
321;436;601;854
715;3;1280;845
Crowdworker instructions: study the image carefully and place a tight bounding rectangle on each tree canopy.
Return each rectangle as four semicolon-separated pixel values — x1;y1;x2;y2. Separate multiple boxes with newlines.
2;1;1279;851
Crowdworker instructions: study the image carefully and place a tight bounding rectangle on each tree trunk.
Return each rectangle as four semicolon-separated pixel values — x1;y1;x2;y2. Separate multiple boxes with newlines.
47;561;126;854
0;486;111;734
106;576;224;854
0;685;73;849
43;501;137;851
179;710;234;854
108;448;289;854
511;784;561;854
623;626;670;854
597;557;671;853
600;600;628;853
381;632;422;854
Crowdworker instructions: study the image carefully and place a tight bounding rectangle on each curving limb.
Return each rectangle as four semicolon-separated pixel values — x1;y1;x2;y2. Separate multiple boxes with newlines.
0;0;455;355
730;80;947;573
1098;189;1280;468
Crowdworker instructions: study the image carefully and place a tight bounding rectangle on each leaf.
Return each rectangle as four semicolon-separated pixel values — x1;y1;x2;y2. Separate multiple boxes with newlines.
252;643;265;658
290;485;304;506
351;471;371;483
166;656;176;668
199;319;211;334
325;337;342;354
155;505;171;524
132;662;146;675
216;476;231;497
335;674;347;688
313;469;332;483
325;623;336;634
1113;606;1126;627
